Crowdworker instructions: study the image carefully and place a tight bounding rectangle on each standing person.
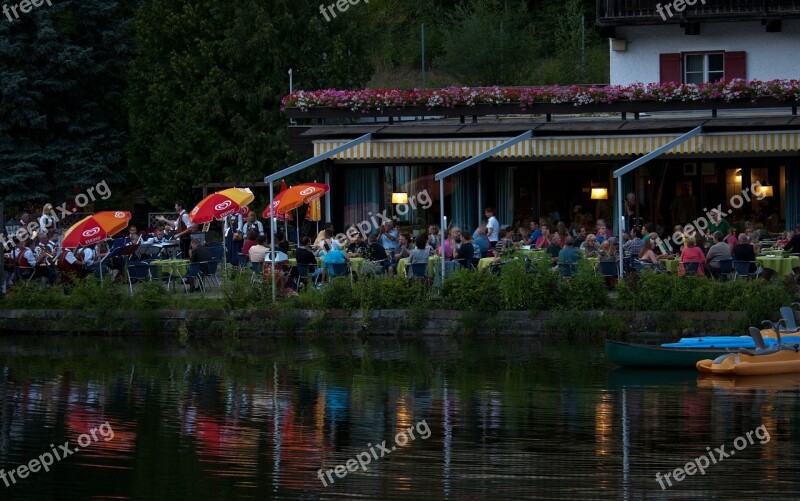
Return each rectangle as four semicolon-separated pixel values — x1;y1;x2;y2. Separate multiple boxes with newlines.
223;212;244;266
484;208;500;248
243;211;265;236
38;203;57;236
623;193;639;231
157;201;196;260
670;184;697;227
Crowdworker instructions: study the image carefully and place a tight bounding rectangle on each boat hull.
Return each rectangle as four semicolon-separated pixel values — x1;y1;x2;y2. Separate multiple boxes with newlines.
697;349;800;376
605;340;728;368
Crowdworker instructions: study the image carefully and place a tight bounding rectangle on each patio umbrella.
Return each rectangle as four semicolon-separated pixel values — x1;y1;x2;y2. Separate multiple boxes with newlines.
189;188;254;268
61;211;131;281
262;180;293;241
189;187;254;224
274;183;330;244
306;197;322;236
62;211;131;248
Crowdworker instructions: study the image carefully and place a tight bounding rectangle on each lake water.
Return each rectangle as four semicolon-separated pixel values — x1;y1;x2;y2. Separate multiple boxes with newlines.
0;335;798;500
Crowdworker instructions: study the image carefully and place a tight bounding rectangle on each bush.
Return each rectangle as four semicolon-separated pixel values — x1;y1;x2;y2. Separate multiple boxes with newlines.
440;268;502;312
352;276;427;310
555;261;609;310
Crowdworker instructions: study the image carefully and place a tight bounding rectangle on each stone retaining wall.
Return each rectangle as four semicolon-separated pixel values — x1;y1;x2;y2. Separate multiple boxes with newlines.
0;309;748;338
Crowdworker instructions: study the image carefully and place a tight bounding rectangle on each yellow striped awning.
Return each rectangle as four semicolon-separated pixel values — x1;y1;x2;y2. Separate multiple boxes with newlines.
313;132;800;160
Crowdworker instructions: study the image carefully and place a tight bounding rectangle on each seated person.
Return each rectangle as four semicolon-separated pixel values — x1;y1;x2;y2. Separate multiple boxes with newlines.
598;239;617;261
705;231;731;277
248;235;269;263
57;246;87;281
784;228;800;253
557;236;581;264
322;244;348;278
275;231;290;254
366;234;392;275
546;234;562;265
535;225;551;250
346;233;369;258
436;228;460;262
409;236;431;264
638;240;661;266
495;229;516;252
189;239;212;274
579;234;600;257
454;231;475;269
473;227;490;257
679;235;706;276
733;233;758;274
16;239;45;281
125;225;143;246
241;230;259;262
393;234;412;262
294;236;323;281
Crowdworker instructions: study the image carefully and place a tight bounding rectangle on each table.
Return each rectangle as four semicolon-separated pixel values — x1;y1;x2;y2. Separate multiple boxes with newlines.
758;249;786;257
150;259;189;278
664;259;680;274
397;256;440;278
518;249;548;260
478;257;496;271
756;255;800;279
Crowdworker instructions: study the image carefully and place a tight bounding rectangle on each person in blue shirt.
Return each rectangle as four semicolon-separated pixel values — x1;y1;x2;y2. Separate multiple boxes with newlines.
323;246;348;279
529;220;542;245
558;236;581;264
473;227;490;257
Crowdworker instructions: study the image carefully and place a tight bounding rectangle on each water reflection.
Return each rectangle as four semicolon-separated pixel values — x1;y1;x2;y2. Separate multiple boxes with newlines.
0;337;798;499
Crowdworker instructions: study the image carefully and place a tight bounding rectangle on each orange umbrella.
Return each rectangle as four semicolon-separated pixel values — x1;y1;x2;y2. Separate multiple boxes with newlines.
190;188;254;224
61;211;131;248
263;180;293;221
275;183;330;214
305;197;322;222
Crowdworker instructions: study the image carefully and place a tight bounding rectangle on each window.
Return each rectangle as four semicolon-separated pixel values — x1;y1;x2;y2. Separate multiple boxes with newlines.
684;53;724;84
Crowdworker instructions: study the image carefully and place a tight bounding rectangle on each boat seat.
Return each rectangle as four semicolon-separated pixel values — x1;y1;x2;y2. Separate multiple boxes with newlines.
779;307;800;333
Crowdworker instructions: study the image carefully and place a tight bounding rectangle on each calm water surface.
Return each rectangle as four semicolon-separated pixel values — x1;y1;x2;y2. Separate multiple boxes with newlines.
0;335;798;500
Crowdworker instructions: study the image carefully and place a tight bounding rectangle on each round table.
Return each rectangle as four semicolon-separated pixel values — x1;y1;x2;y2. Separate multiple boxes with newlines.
150;259;189;277
397;256;440;278
756;255;800;279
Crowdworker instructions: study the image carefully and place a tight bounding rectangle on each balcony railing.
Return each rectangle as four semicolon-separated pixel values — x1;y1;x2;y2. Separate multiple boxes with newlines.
597;0;800;23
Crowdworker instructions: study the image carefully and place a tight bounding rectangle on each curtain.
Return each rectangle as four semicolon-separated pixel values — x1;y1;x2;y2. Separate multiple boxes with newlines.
787;160;799;230
344;168;380;229
496;166;513;228
449;169;476;232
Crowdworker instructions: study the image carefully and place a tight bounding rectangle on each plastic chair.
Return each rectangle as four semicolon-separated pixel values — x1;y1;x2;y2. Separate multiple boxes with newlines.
327;262;352;282
716;258;733;281
126;261;153;293
599;260;618;278
558;262;577;278
733;260;759;279
683;262;700;276
295;264;320;290
250;261;263;282
203;259;221;288
406;262;428;279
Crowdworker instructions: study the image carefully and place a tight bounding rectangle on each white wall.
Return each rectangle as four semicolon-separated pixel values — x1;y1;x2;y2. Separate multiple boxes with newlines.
609;20;800;85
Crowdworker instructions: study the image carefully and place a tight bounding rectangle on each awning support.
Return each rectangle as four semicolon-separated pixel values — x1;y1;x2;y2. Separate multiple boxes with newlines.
613;126;703;278
434;131;533;280
265;133;372;301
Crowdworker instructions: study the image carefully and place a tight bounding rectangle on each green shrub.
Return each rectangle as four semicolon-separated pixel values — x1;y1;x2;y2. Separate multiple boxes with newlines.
440;268;502;312
352;276;427;310
555;261;609;310
320;277;358;310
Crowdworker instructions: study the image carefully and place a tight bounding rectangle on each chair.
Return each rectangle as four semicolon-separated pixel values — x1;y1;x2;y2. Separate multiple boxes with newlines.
683;262;700;277
181;263;205;292
406;262;428;279
327;262;352;282
733;260;759;279
126;261;153;293
249;261;263;283
203;259;221;288
209;245;224;264
295;264;320;290
715;259;733;281
370;259;389;275
599;260;618;278
779;307;800;334
558;262;577;278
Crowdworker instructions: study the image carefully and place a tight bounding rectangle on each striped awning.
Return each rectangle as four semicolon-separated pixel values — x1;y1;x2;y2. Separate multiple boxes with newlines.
313;132;800;160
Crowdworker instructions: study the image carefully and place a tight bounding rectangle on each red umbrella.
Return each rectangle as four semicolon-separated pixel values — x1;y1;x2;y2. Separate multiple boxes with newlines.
61;211;131;248
262;180;293;221
274;183;330;214
189;188;254;224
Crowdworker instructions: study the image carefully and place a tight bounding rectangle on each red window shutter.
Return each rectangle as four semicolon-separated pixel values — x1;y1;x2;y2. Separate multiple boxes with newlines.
724;51;747;80
659;53;682;83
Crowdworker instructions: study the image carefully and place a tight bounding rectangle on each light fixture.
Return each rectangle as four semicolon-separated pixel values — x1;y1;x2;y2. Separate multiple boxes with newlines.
734;169;742;183
591;188;609;200
392;192;409;204
756;184;773;197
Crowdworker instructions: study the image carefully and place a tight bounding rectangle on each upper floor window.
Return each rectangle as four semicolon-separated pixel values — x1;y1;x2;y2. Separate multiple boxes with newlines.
684;53;724;84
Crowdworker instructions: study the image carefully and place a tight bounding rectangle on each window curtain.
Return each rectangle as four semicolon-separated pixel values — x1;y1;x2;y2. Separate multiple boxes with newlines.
344;168;380;229
787;160;799;230
394;166;426;225
496;167;514;228
449;169;476;232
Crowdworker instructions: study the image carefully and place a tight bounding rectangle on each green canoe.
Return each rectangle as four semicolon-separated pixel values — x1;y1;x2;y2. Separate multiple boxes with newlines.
605;340;730;368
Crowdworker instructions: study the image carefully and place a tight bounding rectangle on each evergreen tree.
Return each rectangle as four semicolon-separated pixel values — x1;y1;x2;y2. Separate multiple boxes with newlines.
127;0;373;207
0;0;137;207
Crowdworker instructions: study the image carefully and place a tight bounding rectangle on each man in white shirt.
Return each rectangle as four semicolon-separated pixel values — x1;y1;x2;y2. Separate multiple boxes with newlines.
485;207;500;248
82;246;95;267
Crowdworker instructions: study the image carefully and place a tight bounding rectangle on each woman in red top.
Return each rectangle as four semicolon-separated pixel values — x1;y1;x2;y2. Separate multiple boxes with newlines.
679;235;705;276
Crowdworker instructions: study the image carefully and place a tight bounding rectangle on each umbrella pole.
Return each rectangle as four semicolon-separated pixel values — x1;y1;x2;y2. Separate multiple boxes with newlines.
295;208;300;246
270;183;276;302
